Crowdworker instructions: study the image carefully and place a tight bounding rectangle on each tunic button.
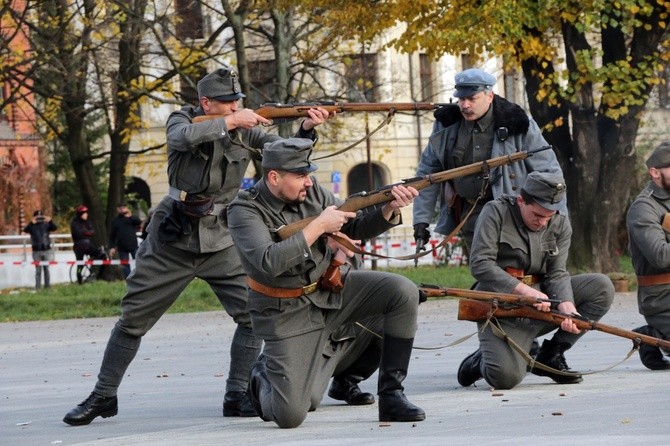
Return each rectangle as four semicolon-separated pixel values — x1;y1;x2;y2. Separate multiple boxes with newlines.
510;173;516;179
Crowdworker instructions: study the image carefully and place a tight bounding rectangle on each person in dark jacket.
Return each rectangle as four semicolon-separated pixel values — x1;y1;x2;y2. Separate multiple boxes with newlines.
109;203;142;278
23;210;58;289
70;205;98;284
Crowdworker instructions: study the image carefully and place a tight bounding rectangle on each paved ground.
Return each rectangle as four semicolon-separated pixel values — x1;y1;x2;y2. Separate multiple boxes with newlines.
1;291;669;445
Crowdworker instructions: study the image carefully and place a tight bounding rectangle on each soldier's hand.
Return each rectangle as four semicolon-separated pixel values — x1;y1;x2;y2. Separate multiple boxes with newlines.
413;223;431;247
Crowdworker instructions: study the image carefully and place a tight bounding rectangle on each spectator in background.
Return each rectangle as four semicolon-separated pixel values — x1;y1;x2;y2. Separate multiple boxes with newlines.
23;210;58;289
70;205;97;284
109;202;142;278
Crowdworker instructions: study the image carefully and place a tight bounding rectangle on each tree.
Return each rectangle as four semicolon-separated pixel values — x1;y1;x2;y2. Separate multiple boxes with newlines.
371;0;670;272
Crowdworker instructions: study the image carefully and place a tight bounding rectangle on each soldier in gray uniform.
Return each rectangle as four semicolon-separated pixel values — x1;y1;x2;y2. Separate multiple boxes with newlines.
227;138;425;428
412;68;565;252
63;67;331;426
457;171;614;389
626;141;670;370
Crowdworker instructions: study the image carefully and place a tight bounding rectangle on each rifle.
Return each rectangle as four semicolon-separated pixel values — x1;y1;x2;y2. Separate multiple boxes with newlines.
456;296;670;351
418;284;561;306
192;101;448;124
275;146;552;240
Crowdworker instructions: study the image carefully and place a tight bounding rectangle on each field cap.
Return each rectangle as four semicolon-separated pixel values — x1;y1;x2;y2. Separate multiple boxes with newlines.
197;67;245;101
454;68;496;98
522;171;567;211
262;138;318;173
645;141;670;169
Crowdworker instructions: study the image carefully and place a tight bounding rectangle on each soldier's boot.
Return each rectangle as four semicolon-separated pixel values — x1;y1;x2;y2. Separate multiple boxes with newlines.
531;339;583;384
328;342;380;405
457;349;483;387
378;336;425;422
632;325;670;370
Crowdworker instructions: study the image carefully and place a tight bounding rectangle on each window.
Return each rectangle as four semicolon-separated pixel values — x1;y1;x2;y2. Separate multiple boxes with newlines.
174;0;204;40
343;53;379;102
248;60;277;107
419;54;434;101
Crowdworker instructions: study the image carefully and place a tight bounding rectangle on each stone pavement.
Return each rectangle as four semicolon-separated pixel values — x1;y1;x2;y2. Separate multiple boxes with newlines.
1;291;669;445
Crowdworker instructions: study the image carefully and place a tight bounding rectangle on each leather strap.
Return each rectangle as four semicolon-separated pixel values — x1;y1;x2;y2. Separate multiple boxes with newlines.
505;267;543;286
247;276;319;298
637;272;670;287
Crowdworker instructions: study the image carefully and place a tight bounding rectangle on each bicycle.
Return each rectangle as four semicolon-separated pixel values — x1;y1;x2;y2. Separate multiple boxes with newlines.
69;246;108;284
433;236;468;267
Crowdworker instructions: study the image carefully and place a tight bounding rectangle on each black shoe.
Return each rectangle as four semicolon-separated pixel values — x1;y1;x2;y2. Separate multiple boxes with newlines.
531;339;583;384
248;362;271;422
457;349;483;387
63;393;118;426
378;336;425;422
223;391;258;417
633;326;670;370
328;377;375;405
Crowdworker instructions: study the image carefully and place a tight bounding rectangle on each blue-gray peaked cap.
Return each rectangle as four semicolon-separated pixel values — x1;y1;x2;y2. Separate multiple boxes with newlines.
522;171;567;211
454;68;496;98
197;67;246;101
262;138;318;173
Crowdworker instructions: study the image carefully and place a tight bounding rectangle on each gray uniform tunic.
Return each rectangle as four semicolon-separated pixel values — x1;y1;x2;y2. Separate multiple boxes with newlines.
92;105;315;397
627;181;670;336
227;177;420;428
468;196;613;389
413;98;565;247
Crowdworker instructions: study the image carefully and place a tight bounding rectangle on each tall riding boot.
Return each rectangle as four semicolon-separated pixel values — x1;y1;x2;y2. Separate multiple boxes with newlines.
329;341;381;405
378;336;425;422
223;325;263;417
531;339;583;384
633;325;670;370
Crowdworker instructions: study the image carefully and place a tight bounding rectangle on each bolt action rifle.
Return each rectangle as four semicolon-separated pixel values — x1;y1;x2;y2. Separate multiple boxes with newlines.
275;146;552;240
419;285;670;350
192;101;448;124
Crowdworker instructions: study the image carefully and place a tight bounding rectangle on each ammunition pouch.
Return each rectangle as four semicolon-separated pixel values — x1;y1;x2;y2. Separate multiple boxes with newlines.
157;201;194;243
318;258;345;292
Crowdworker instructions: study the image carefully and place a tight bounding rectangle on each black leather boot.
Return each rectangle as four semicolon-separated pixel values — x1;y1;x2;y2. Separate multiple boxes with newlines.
457;349;483;387
247;361;271;422
63;392;118;426
531;339;583;384
378;336;425;422
633;325;670;370
328;376;375;405
329;341;380;405
223;391;258;417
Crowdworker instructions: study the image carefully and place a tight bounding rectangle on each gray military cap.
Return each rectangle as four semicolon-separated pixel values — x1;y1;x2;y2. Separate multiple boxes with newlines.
521;171;567;211
645;141;670;169
197;67;246;101
454;68;496;98
262;138;318;173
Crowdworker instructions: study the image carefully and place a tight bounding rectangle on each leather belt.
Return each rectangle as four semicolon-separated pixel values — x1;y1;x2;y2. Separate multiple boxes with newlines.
637;273;670;287
247;276;319;298
505;267;543;286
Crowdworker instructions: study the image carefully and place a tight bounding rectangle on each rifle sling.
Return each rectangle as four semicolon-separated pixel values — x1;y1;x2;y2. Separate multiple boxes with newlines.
327;193;479;262
313;112;395;160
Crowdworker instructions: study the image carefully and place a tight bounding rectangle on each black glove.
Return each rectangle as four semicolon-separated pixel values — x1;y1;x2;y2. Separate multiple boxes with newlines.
413;223;430;248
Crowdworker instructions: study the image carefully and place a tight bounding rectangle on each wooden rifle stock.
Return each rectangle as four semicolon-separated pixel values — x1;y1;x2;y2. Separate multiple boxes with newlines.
457;298;670;351
275;146;552;240
192;101;447;123
418;285;561;306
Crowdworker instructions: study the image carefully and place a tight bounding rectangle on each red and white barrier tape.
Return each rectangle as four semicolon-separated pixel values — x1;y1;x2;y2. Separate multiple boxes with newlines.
0;259;133;266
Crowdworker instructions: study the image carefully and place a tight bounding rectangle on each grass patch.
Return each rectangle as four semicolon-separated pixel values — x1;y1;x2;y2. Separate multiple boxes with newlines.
0;265;472;323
